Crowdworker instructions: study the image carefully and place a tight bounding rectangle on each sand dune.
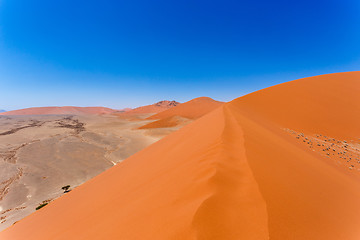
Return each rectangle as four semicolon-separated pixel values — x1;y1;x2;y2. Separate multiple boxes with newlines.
0;106;117;115
140;97;223;128
124;100;180;114
148;97;223;120
1;72;360;239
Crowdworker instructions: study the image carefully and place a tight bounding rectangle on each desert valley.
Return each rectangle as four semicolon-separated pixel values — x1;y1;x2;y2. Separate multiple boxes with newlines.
0;72;359;239
0;98;221;231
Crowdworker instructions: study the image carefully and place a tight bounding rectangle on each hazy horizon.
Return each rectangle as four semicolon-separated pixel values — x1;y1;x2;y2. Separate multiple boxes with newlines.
1;0;359;110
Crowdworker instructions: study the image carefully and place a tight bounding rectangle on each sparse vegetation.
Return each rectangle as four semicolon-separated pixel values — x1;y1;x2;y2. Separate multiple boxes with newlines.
284;128;360;171
62;185;71;193
35;203;48;210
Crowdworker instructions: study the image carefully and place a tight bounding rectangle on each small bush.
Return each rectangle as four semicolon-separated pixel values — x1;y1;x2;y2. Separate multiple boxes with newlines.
35;203;48;210
62;185;70;191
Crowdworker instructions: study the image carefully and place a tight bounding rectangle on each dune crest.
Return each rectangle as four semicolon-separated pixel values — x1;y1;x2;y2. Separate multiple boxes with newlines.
231;71;360;140
140;97;224;129
1;72;360;239
0;106;269;240
124;100;180;114
148;97;223;120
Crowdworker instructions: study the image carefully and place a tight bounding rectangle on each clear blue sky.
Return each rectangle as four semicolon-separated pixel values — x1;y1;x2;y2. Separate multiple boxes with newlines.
1;0;359;110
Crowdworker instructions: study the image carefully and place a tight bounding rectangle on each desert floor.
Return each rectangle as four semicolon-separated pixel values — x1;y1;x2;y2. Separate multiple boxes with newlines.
0;113;176;230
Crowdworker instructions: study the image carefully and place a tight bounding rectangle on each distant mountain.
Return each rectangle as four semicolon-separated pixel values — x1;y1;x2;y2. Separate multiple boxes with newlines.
0;110;6;113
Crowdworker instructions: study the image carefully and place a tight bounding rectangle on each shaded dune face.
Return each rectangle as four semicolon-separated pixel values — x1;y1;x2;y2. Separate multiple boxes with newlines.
0;107;117;115
1;72;360;239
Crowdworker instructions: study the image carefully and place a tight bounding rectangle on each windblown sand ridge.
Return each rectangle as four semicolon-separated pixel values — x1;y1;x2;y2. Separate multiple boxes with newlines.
1;72;360;239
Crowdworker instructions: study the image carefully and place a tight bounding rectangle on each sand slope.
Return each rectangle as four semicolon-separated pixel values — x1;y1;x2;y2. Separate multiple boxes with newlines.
139;115;192;129
124;100;180;114
1;72;360;239
148;97;223;120
140;97;224;128
0;107;116;115
231;71;360;140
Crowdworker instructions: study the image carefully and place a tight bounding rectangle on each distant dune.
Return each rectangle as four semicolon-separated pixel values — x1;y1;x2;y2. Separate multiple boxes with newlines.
0;106;116;115
124;100;180;114
139;97;223;128
2;72;360;239
148;97;223;120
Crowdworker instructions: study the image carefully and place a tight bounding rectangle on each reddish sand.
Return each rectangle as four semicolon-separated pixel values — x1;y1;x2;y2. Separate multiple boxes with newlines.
124;100;180;114
0;106;116;115
139;115;192;129
140;97;224;128
1;72;360;239
148;97;223;120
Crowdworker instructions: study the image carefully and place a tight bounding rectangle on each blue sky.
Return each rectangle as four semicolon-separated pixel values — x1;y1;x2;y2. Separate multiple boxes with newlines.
1;0;359;110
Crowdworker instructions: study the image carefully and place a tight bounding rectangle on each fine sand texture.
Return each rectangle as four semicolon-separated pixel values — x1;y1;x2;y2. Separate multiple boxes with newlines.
0;114;168;231
1;72;360;239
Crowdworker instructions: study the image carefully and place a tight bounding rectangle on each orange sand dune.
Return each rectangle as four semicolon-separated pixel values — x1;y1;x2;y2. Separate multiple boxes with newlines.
231;71;360;140
140;97;224;128
0;106;116;115
139;115;192;129
1;72;360;239
124;100;180;114
148;97;224;120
